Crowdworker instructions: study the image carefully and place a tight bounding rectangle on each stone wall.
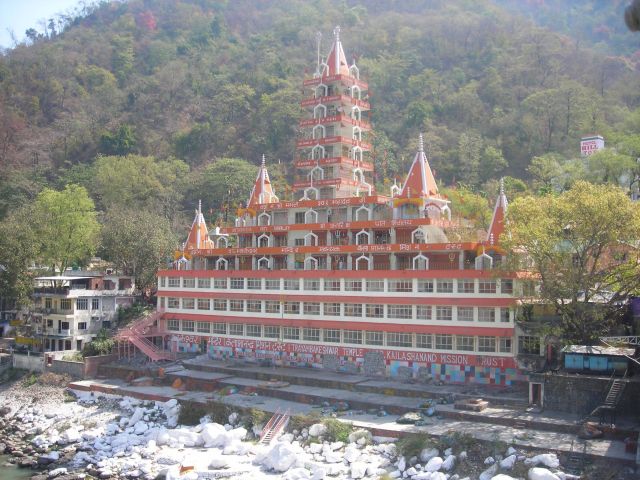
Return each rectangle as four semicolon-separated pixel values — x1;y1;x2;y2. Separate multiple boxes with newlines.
12;353;45;372
83;354;118;378
49;359;84;378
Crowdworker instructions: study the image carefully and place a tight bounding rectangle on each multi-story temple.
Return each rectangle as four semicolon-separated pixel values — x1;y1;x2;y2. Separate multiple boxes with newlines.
155;28;531;385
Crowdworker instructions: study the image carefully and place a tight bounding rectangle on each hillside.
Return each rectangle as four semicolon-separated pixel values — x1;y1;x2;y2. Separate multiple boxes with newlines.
0;0;639;221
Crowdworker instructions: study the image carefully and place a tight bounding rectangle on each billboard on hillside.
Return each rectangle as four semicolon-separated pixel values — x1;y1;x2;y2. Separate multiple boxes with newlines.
580;135;605;157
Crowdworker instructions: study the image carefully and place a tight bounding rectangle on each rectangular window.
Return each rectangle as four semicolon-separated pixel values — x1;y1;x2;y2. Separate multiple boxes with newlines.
456;335;474;351
500;279;513;294
167;297;180;309
76;298;88;310
303;302;320;315
77;322;87;331
230;278;244;289
294;211;305;223
197;322;210;333
265;279;280;290
283;326;299;340
168;319;179;331
366;304;384;318
478;336;496;352
182;320;195;332
500;308;510;322
499;337;512;353
213;299;227;311
479;279;497;294
160;297;166;309
229;323;244;336
246;300;262;313
457;279;475;294
284;302;300;314
343;330;362;344
518;335;540;355
284;279;300;290
387;332;412;347
247;278;262;289
45;298;52;309
246;324;261;337
365;331;383;345
265;301;280;314
416;334;432;349
366;280;385;292
436;306;452;321
435;334;453;350
46;319;53;328
344;303;362;316
416;305;432;320
303;279;320;291
264;326;280;339
324;303;341;316
212;322;226;334
457;307;474;322
91;298;100;310
345;279;362;292
303;327;320;341
159;276;166;288
197;298;210;310
60;299;72;310
324;329;340;343
182;298;195;309
183;277;195;288
197;278;211;289
436;279;453;293
229;300;244;312
389;280;412;292
168;277;180;288
388;305;412;319
417;280;434;293
478;307;496;322
214;278;227;289
323;279;341;291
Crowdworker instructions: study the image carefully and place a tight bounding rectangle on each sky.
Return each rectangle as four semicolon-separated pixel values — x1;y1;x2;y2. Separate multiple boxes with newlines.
0;0;85;49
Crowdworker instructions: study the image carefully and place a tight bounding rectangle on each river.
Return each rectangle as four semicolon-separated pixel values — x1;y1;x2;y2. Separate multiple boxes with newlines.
0;455;34;480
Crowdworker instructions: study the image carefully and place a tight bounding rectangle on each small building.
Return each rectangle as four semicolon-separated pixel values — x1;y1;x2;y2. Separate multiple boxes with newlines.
562;345;633;375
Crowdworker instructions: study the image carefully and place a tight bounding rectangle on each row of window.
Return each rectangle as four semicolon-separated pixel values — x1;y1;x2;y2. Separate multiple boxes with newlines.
166;320;513;353
44;297;101;311
162;297;511;322
161;277;514;295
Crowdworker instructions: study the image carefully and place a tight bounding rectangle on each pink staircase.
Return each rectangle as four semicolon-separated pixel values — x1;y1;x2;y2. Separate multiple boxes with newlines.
116;310;176;362
259;409;290;444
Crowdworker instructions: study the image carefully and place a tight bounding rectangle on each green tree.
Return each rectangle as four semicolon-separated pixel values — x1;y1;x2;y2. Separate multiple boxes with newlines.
504;181;640;343
32;184;100;275
99;124;137;156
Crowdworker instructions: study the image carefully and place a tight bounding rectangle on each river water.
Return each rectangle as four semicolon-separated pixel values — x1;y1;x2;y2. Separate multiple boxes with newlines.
0;455;34;479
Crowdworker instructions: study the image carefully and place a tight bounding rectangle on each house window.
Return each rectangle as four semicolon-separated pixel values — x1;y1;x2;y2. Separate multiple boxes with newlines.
197;278;211;289
303;302;320;315
197;298;210;310
197;322;210;333
436;306;452;321
324;329;340;343
518;335;540;355
345;280;362;291
230;278;244;289
265;279;280;290
500;279;513;294
183;277;195;288
457;307;474;322
436;279;453;293
230;300;244;312
417;280;433;293
182;320;195;332
457;279;475;293
284;302;300;314
386;332;412;347
246;324;261;337
478;336;496;352
212;323;226;334
416;334;432;349
366;304;384;318
365;331;383;345
168;319;179;331
456;335;474;351
343;330;362;344
76;298;88;310
416;305;432;320
324;303;341;316
214;278;227;289
265;301;280;314
168;277;180;288
213;299;227;311
303;327;320;341
324;279;341;291
167;298;180;309
60;299;72;310
294;211;305;223
304;279;320;291
366;280;384;292
389;280;412;292
388;305;412;319
479;279;497;294
478;308;495;322
283;327;299;340
435;334;453;350
247;278;262;289
499;337;512;353
264;326;280;338
229;323;244;336
159;277;166;288
91;298;100;310
45;298;52;309
344;303;362;317
246;300;262;313
500;308;510;322
77;322;87;331
182;298;195;309
284;279;300;290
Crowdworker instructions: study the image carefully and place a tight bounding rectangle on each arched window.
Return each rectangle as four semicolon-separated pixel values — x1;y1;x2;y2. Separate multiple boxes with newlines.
304;256;318;270
304;232;318;246
216;236;228;248
257;212;271;226
305;209;318;223
313;104;327;119
351;106;361;121
312;124;326;140
355;206;370;222
257;257;270;270
349;64;359;79
216;258;228;271
351;146;363;161
309;166;324;182
475;253;493;270
315;83;327;98
258;234;270;248
355;229;370;245
352;126;362;141
355;254;371;271
301;187;319;201
351;85;361;100
412;228;426;244
412;254;429;270
311;145;325;160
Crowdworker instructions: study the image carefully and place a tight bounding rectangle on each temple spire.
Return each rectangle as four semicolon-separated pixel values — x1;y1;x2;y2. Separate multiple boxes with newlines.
185;200;213;250
399;134;438;198
487;178;508;244
325;25;349;76
247;154;279;206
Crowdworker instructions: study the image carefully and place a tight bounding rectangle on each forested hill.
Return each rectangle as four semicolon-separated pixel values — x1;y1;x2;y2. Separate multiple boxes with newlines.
1;0;639;221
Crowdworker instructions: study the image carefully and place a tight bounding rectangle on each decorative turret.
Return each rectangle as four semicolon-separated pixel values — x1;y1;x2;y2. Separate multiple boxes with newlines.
325;26;350;77
247;155;279;206
487;178;508;245
185;200;214;250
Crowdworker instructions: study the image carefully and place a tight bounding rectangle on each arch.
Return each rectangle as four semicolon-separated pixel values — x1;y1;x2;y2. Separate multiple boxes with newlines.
349;64;360;79
309;166;324;183
300;186;319;201
304;232;318;246
352;126;362;141
257;234;270;248
355;229;370;245
351;146;363;161
355;205;370;222
257;256;270;270
313;103;327;119
351;85;361;100
304;256;318;270
351;105;361;121
353;167;365;183
412;254;429;270
311;144;325;160
257;212;271;226
216;236;229;248
390;183;401;197
216;258;228;271
355;254;371;271
304;209;318;223
312;124;326;140
475;253;493;270
315;83;328;98
412;228;426;244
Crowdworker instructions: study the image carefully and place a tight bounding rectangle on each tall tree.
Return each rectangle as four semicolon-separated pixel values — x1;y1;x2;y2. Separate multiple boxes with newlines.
504;181;640;343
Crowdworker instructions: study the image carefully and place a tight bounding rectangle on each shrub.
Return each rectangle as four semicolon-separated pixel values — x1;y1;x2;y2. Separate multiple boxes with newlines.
82;328;115;357
397;433;437;459
322;418;353;443
22;372;38;387
288;412;321;432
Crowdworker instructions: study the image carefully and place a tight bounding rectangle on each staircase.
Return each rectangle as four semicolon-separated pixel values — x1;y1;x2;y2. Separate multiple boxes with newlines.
587;374;628;425
259;409;290;444
565;440;587;475
116;310;176;362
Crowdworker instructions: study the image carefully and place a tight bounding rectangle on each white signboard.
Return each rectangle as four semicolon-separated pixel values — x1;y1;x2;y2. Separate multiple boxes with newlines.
580;135;604;157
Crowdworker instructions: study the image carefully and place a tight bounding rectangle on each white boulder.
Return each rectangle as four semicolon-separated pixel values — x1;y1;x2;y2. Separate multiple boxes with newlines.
528;468;561;480
525;454;560;469
308;423;327;437
500;454;517;469
420;448;439;463
425;456;443;472
350;461;368;479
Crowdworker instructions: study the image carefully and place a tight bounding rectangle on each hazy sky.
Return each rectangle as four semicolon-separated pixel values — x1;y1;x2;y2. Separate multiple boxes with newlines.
0;0;84;48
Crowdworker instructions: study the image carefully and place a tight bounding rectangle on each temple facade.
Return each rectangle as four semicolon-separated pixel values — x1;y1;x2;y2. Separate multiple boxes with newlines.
156;28;531;385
